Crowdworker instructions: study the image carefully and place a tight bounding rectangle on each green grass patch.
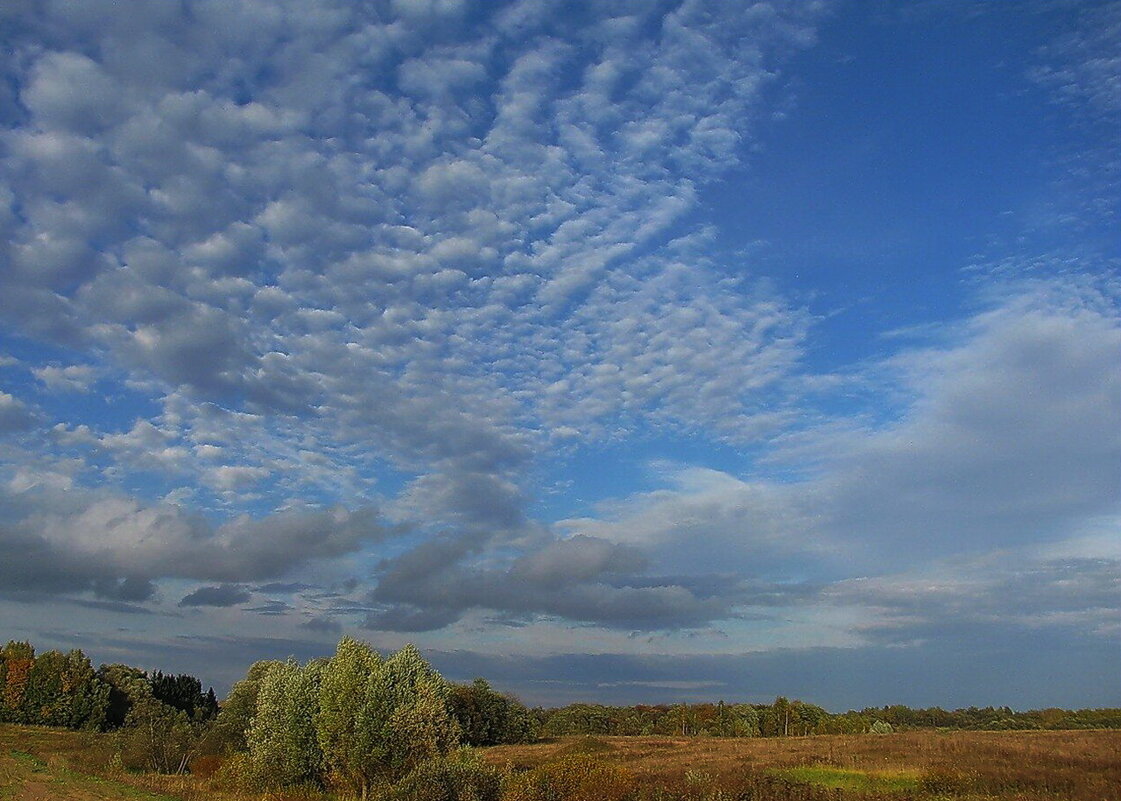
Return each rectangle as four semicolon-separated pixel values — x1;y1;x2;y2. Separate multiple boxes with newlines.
3;745;181;801
8;749;47;770
772;765;922;794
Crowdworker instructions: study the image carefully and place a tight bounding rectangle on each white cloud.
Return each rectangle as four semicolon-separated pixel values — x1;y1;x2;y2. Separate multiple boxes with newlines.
33;364;98;392
553;278;1121;594
3;1;1113;659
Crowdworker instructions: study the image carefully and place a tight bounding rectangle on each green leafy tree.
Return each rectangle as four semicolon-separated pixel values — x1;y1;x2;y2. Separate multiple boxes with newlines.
246;659;324;788
449;678;534;746
18;648;109;729
60;649;110;730
1;641;35;723
385;664;461;778
790;700;829;736
23;649;67;725
725;704;760;737
316;638;460;800
316;637;386;798
391;749;502;801
207;659;283;754
119;692;199;774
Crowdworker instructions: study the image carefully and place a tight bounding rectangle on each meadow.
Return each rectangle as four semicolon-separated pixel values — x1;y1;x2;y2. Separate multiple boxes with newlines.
484;730;1121;800
3;723;1120;801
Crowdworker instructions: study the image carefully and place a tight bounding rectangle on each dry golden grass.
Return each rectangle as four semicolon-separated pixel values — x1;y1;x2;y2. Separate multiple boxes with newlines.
484;730;1121;800
4;724;1120;801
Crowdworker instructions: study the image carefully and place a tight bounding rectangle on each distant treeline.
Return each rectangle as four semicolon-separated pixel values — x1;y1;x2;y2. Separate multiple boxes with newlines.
5;637;1118;749
533;699;1121;737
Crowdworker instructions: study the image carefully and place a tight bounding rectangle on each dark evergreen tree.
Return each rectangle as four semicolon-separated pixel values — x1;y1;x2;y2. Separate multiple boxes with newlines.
98;664;148;729
149;670;219;721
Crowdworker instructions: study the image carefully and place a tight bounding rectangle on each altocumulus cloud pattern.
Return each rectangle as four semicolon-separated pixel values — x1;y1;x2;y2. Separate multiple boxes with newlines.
0;0;1118;708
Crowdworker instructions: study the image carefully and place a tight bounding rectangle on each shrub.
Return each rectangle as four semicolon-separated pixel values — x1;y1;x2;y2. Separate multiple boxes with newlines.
502;755;633;801
118;694;200;774
208;751;268;793
392;750;502;801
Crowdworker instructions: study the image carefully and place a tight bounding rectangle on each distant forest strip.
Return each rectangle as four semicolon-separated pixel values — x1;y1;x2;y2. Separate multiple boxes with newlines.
3;637;1119;747
533;700;1121;737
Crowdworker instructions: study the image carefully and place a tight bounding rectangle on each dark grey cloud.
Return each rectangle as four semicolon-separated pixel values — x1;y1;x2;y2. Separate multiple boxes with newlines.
92;577;156;602
367;533;733;632
246;600;294;616
0;480;398;598
68;598;155;616
179;584;252;608
0;393;39;433
826;555;1121;647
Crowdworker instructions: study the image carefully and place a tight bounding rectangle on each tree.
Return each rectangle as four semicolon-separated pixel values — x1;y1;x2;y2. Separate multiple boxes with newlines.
208;659;283;754
1;641;35;723
316;638;460;800
23;650;67;725
316;637;386;798
757;698;786;737
391;749;502;801
724;704;760;737
60;649;110;730
149;670;218;721
98;664;148;729
246;659;323;788
384;657;460;779
449;678;534;746
119;692;199;774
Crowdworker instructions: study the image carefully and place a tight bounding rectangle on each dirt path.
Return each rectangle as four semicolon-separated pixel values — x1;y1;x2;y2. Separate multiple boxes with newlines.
0;747;179;801
13;779;54;801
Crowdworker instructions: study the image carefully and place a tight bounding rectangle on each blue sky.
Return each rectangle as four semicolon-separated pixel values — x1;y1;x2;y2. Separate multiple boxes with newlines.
0;0;1118;710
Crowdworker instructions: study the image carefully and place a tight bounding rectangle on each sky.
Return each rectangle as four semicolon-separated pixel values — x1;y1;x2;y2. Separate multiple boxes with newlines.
0;0;1118;712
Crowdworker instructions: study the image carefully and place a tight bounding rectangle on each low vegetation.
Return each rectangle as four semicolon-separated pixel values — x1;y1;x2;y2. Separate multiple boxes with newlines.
4;725;1120;801
485;731;1121;801
3;636;1120;800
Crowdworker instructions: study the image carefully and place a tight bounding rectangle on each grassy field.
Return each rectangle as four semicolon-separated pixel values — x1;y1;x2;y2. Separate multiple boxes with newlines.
0;726;179;801
0;726;225;801
483;730;1121;801
2;723;1120;801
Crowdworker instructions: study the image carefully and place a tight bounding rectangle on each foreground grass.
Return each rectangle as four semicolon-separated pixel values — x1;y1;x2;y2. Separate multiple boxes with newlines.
3;724;1120;800
0;726;210;801
0;742;179;801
